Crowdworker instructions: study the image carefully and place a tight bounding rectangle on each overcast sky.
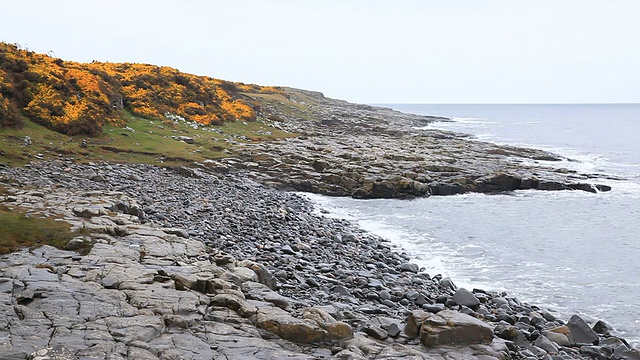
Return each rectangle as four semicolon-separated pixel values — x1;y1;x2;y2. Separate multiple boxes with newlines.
2;1;639;104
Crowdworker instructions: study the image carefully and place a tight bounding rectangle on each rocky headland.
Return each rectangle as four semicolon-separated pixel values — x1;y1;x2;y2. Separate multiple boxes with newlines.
0;160;635;360
214;89;613;199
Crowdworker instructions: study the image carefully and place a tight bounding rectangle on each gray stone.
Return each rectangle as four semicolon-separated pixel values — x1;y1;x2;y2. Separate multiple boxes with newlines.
242;281;291;309
423;303;445;313
363;325;388;340
440;277;456;290
400;262;419;273
387;323;401;337
567;314;599;345
534;335;559;355
162;228;189;238
592;320;613;335
453;288;480;308
176;136;195;144
542;330;572;347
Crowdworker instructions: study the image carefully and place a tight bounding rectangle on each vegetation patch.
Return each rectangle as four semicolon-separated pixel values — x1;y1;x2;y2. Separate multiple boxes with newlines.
0;204;82;255
0;109;292;167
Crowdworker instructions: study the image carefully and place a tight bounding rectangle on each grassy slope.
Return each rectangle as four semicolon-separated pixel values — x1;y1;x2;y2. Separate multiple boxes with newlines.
0;108;294;167
0;185;84;254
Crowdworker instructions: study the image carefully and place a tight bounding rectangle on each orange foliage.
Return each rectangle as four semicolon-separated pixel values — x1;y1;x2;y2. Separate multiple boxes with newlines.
0;42;278;135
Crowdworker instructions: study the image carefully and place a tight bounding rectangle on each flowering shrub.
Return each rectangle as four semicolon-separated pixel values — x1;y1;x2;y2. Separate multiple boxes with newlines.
0;42;283;135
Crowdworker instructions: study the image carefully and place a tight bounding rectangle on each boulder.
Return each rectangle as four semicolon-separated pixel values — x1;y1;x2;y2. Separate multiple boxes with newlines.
592;320;613;336
404;310;432;338
255;307;325;344
567;314;599;345
452;288;480;308
418;310;494;347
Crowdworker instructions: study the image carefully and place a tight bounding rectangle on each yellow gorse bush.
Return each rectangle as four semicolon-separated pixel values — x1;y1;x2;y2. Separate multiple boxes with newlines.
0;42;282;135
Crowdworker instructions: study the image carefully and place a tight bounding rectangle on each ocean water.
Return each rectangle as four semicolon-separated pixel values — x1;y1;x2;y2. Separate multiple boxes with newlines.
304;104;640;345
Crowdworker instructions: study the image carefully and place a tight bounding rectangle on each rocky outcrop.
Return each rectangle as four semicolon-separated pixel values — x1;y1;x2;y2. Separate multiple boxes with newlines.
0;162;635;359
217;88;614;199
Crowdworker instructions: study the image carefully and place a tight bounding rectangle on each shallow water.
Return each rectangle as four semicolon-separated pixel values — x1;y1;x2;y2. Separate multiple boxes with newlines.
305;104;640;345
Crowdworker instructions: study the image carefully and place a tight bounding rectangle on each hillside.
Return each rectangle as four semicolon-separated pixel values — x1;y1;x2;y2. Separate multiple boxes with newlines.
0;43;309;166
0;42;283;134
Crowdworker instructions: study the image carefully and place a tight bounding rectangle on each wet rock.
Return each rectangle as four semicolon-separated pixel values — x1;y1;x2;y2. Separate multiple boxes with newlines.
580;345;610;360
567;314;599;345
592;320;613;336
440;277;456;291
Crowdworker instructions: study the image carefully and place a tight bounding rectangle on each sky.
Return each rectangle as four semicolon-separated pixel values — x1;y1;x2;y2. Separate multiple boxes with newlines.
2;1;639;104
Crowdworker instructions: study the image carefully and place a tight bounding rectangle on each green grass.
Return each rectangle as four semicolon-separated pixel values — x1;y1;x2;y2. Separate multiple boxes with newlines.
0;203;83;255
0;109;293;167
243;92;315;121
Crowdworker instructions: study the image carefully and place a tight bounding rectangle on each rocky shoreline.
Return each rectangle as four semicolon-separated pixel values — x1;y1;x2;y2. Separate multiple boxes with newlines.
215;89;614;199
1;161;636;359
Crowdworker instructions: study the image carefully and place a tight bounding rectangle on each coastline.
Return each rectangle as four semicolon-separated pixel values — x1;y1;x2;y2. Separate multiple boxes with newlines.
221;89;614;199
302;189;640;345
0;161;636;359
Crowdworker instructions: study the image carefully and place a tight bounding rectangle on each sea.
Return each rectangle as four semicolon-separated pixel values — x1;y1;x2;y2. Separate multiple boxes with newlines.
303;104;640;346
